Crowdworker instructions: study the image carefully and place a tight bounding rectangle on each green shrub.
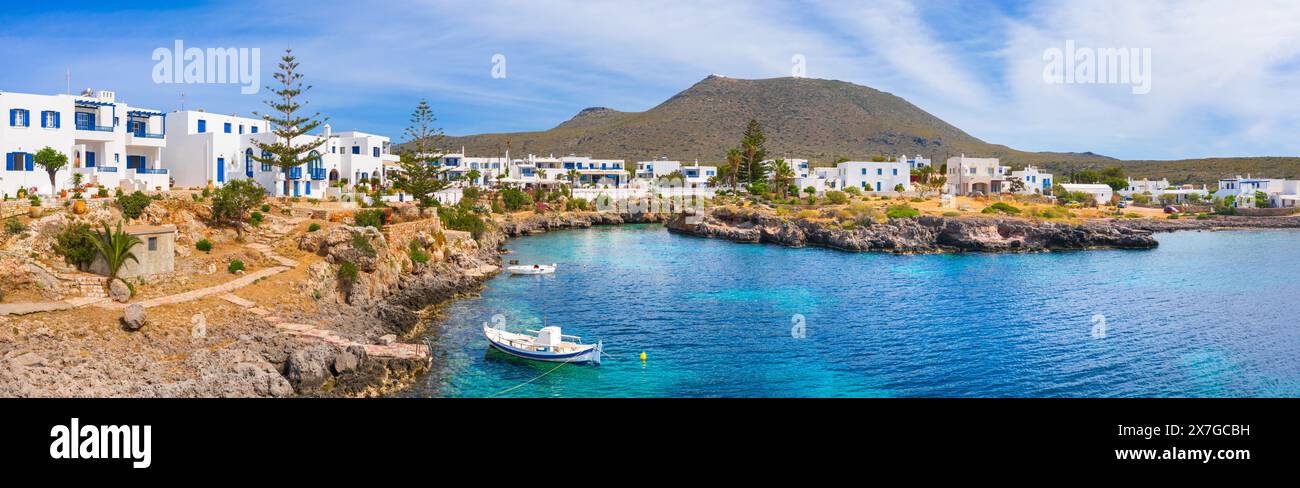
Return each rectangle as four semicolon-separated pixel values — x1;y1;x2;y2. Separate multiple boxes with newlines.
408;239;430;265
196;239;213;253
337;261;359;285
501;188;533;212
261;204;271;212
249;211;264;227
4;217;26;235
227;260;245;274
910;197;926;203
569;198;590;211
351;231;377;257
843;186;861;196
438;206;486;239
462;187;481;201
886;204;920;219
1168;214;1180;220
943;211;961;217
307;223;321;232
1196;213;1213;220
825;191;848;205
353;209;384;230
201;187;211;198
53;223;97;268
981;202;1021;215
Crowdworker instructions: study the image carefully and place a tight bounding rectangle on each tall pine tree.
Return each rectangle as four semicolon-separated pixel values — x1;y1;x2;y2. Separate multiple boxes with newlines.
393;100;449;215
251;48;328;196
738;119;768;184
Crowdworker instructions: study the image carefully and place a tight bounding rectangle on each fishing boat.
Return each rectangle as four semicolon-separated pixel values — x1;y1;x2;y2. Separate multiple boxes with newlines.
483;324;602;365
507;263;557;275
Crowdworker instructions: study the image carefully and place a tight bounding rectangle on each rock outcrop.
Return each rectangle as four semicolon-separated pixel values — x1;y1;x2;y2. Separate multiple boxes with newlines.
667;207;1160;253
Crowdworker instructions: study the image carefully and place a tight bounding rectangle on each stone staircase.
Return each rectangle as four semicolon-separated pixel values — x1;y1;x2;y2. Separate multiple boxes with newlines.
31;259;107;300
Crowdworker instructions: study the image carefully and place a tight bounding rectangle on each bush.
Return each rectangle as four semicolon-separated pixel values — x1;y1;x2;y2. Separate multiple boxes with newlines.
569;198;590;211
408;239;430;265
351;231;377;257
196;239;213;253
307;223;321;232
981;202;1021;215
353;209;384;230
438;206;486;239
501;188;533;212
4;217;26;235
261;204;271;212
227;260;245;274
337;261;359;285
943;211;961;217
843;186;861;196
249;211;264;227
462;187;481;201
53;223;97;268
886;204;920;219
825;191;848;205
1032;206;1071;219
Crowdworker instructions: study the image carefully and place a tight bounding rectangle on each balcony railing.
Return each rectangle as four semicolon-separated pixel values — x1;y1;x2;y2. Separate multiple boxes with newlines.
310;168;326;180
97;166;118;173
131;132;165;139
135;168;168;175
76;123;114;132
288;167;303;179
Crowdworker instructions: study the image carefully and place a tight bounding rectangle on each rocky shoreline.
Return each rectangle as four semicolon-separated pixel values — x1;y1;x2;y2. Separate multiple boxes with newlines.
665;207;1300;253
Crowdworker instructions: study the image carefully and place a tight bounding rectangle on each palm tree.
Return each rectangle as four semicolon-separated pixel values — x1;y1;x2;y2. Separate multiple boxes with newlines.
566;169;580;187
770;159;796;198
90;222;141;284
726;149;742;190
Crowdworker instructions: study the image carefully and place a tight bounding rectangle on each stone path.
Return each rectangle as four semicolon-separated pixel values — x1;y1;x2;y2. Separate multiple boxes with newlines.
0;296;108;316
219;294;428;360
96;266;289;310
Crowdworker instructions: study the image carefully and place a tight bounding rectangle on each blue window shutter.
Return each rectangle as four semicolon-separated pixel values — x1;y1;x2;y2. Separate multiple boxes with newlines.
26;153;34;171
54;112;61;128
8;109;14;126
5;153;12;171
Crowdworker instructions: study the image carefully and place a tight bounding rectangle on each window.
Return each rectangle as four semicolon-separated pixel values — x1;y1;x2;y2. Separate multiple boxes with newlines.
197;119;207;133
224;122;232;133
41;111;59;128
9;109;29;127
250;126;258;134
245;149;254;177
892;169;898;176
261;151;273;172
239;125;244;134
331;146;336;154
861;168;867;175
352;146;360;155
147;237;158;251
877;168;883;175
373;147;380;157
6;152;33;171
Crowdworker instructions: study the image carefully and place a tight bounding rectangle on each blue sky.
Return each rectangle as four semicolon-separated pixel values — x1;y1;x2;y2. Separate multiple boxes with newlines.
3;0;1299;160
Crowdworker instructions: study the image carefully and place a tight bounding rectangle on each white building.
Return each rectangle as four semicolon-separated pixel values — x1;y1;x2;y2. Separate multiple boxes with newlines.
1009;166;1053;195
436;153;509;187
2;89;169;198
945;155;1010;195
1059;183;1114;204
164;112;395;197
902;155;931;170
1216;176;1300;208
1119;177;1209;204
812;160;911;193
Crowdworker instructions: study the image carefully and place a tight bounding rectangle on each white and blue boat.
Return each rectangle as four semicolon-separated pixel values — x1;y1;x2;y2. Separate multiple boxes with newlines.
483;324;602;365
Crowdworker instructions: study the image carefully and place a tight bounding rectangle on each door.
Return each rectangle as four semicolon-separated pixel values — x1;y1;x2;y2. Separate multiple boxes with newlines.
86;151;96;168
292;181;300;196
217;157;225;183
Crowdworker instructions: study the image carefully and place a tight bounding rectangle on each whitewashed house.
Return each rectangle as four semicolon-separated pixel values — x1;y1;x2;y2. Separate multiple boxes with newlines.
1009;166;1053;195
1059;183;1115;204
821;160;912;193
165;112;395;197
945;155;1010;195
1119;177;1208;204
1216;176;1300;208
902;155;932;170
1;89;169;197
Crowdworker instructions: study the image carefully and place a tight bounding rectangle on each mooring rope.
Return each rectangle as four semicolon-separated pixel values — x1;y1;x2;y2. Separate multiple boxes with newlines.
489;355;581;397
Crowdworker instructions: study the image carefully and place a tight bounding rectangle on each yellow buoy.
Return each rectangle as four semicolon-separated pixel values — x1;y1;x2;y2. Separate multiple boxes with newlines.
639;351;647;362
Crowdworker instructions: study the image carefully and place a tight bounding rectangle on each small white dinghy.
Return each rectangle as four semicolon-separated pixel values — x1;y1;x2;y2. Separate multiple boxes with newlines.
507;263;557;275
483;324;602;365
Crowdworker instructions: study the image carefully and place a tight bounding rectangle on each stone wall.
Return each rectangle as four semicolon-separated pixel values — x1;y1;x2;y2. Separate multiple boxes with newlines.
1234;207;1298;217
380;216;444;254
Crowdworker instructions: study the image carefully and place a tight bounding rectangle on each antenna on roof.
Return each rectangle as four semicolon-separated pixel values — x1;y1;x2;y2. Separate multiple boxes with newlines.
65;67;71;95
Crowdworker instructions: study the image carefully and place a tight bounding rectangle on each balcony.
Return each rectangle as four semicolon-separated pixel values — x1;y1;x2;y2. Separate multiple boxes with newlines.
310;168;326;180
76;123;114;132
288;167;303;179
135;168;168;175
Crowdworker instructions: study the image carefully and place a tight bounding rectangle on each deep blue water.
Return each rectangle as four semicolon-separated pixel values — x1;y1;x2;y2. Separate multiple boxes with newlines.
398;224;1300;398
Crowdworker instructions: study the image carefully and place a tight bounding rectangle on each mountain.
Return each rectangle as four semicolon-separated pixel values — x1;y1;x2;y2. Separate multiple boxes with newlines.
442;75;1115;166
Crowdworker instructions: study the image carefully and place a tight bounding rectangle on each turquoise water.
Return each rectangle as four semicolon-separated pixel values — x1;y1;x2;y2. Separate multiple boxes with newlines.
397;224;1300;397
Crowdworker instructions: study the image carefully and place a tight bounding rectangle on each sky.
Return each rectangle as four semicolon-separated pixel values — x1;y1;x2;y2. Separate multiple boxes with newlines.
2;0;1299;161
